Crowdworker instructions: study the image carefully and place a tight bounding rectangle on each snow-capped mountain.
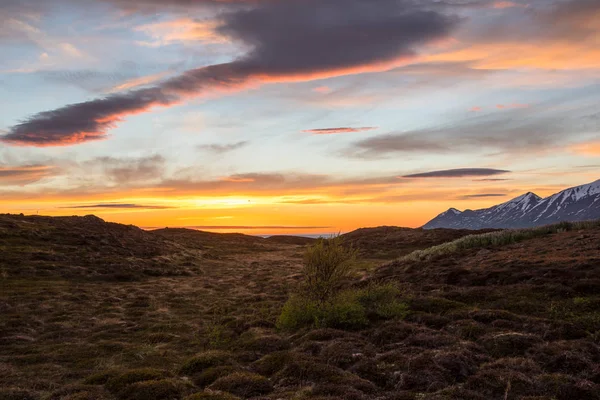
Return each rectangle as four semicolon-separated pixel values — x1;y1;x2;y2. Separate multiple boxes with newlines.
423;179;600;230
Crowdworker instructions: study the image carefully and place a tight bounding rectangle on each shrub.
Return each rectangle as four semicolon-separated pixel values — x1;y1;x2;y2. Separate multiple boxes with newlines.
179;351;234;376
354;282;409;320
277;284;407;331
277;294;321;330
208;372;273;397
302;236;358;303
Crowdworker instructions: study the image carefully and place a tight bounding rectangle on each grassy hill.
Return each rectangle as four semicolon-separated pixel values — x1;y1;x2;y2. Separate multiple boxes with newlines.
1;214;599;400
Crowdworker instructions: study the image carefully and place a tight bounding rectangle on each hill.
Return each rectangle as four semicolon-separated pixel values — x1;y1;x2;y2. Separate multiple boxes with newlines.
341;226;496;259
424;179;600;229
1;214;599;400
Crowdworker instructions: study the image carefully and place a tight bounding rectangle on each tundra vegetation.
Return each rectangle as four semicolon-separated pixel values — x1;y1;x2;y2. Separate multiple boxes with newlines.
1;214;599;400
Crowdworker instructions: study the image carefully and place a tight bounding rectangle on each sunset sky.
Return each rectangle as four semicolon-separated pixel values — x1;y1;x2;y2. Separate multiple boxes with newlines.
1;0;599;234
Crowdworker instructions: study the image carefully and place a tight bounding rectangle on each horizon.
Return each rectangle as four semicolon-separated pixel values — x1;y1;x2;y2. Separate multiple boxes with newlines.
1;0;599;234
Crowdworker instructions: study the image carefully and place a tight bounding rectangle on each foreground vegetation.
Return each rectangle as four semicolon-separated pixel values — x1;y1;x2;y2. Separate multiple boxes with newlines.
1;214;599;399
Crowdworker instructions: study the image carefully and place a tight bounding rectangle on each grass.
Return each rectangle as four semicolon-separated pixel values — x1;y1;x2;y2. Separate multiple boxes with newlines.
402;220;600;262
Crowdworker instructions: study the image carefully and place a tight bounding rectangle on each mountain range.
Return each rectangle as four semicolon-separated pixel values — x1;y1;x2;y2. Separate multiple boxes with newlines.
423;179;600;230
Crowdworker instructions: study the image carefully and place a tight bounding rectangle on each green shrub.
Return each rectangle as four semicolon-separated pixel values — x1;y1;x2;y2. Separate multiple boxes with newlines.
355;282;409;319
277;284;407;331
277;294;320;330
319;290;369;330
302;236;358;303
179;351;234;376
208;372;273;397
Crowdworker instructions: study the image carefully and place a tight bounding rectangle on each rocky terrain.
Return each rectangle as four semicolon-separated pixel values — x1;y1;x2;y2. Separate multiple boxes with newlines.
1;214;599;400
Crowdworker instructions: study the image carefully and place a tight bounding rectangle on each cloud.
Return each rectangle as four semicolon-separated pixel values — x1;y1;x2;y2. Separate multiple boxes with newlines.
304;127;378;135
460;193;507;199
346;98;600;158
198;141;249;153
1;88;177;146
134;17;226;46
60;203;174;209
569;141;600;156
403;168;510;178
496;103;529;109
0;164;58;186
90;155;166;184
1;0;458;146
473;178;512;181
313;86;332;94
492;1;526;9
178;225;331;230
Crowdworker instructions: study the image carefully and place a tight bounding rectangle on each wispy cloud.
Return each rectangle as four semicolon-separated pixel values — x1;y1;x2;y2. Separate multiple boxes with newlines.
304;127;378;135
180;225;331;230
403;168;511;178
134;17;226;47
0;164;58;186
460;193;507;199
60;203;174;209
197;141;249;154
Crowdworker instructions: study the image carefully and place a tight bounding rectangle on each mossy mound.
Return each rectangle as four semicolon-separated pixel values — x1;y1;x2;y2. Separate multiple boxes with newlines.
180;351;234;376
208;372;273;398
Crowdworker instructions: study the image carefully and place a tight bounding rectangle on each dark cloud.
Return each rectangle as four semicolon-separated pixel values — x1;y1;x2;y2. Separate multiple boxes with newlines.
197;141;249;153
1;88;176;146
1;0;458;146
403;168;510;178
0;165;58;186
304;127;378;135
60;203;174;209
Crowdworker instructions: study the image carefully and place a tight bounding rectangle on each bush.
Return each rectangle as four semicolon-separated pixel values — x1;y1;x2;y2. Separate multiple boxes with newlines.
277;283;407;331
208;372;273;397
302;236;358;303
355;283;409;319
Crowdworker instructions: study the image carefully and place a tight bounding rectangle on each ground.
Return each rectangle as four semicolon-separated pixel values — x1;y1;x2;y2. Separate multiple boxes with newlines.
1;214;599;400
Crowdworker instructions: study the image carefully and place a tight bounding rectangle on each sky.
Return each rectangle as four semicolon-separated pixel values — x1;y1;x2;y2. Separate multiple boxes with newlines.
0;0;599;234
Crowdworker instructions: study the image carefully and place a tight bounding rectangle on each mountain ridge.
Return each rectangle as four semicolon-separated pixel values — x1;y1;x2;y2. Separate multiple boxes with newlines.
424;179;600;229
